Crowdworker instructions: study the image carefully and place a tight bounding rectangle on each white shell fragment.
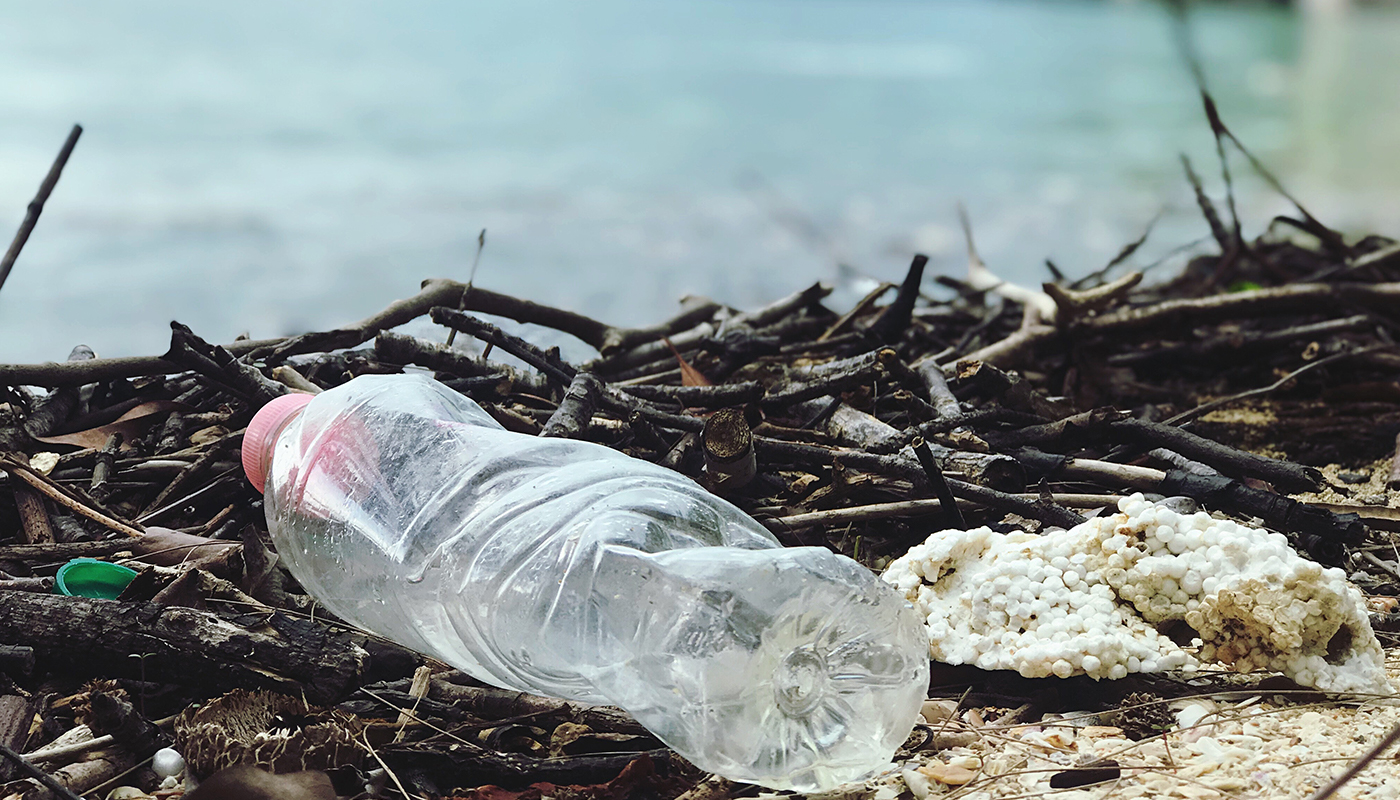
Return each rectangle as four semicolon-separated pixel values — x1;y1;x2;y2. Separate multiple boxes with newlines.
882;493;1393;695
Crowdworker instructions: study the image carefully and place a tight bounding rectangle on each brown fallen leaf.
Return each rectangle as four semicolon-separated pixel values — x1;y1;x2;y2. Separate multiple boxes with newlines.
128;527;241;573
34;400;184;449
188;425;231;447
664;337;711;387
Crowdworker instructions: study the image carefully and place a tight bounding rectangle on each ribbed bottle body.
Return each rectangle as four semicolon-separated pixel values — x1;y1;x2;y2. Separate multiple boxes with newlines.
261;374;927;790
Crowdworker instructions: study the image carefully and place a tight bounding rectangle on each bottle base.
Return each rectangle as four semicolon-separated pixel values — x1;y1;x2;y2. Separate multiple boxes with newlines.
588;546;929;792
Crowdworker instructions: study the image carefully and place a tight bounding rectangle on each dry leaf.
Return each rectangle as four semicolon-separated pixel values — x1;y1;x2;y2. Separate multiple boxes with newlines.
130;527;241;572
34;400;184;450
189;425;231;447
664;337;711;387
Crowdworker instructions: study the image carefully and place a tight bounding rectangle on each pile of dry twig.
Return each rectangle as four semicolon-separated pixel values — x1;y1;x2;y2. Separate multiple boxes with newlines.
3;103;1400;799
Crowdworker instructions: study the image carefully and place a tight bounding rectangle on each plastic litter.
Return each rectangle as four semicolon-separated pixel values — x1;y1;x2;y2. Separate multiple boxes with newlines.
242;373;928;791
54;558;137;600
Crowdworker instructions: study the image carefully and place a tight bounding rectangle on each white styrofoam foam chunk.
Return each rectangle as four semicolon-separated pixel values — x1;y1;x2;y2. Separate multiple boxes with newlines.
881;493;1392;695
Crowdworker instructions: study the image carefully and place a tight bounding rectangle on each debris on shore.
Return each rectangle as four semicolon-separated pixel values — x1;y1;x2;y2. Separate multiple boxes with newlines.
4;104;1400;798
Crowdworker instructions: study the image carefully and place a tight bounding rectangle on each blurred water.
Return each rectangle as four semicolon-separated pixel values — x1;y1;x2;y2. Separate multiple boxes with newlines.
1;0;1398;363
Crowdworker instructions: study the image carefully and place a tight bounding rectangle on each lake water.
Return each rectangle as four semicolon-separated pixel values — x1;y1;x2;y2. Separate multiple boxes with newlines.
2;0;1399;364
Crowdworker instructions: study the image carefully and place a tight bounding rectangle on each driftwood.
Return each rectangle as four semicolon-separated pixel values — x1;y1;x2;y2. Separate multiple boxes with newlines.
541;373;605;440
0;590;369;704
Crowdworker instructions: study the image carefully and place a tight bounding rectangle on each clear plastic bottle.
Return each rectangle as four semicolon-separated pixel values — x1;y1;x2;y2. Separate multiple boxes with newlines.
242;373;928;791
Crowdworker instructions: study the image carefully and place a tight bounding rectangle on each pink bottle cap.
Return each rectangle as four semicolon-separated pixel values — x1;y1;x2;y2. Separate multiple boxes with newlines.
242;392;315;493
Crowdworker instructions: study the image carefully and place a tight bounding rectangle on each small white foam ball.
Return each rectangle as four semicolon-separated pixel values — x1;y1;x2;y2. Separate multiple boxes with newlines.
152;748;185;780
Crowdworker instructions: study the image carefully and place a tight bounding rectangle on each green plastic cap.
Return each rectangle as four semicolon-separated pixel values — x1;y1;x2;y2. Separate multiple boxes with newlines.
54;558;138;600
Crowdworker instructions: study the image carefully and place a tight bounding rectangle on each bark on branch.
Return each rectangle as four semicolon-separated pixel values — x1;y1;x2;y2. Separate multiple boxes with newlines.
0;590;370;704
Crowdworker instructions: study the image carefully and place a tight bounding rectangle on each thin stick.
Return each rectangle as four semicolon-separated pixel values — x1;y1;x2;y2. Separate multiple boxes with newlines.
818;280;895;341
357;687;485;752
1070;210;1162;290
0;337;284;387
24;734;115;763
0;124;83;293
929;686;974;766
1163;344;1393;426
0;742;85;800
762;494;1120;532
446;228;487;347
362;730;420;800
1360;551;1400;583
0;454;144;537
1166;1;1245;255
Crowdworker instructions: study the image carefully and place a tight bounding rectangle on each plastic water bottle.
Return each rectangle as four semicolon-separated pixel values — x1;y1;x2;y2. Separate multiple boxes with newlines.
242;373;928;791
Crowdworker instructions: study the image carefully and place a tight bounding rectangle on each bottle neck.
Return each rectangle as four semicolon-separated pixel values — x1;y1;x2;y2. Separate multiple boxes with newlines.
242;393;314;493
